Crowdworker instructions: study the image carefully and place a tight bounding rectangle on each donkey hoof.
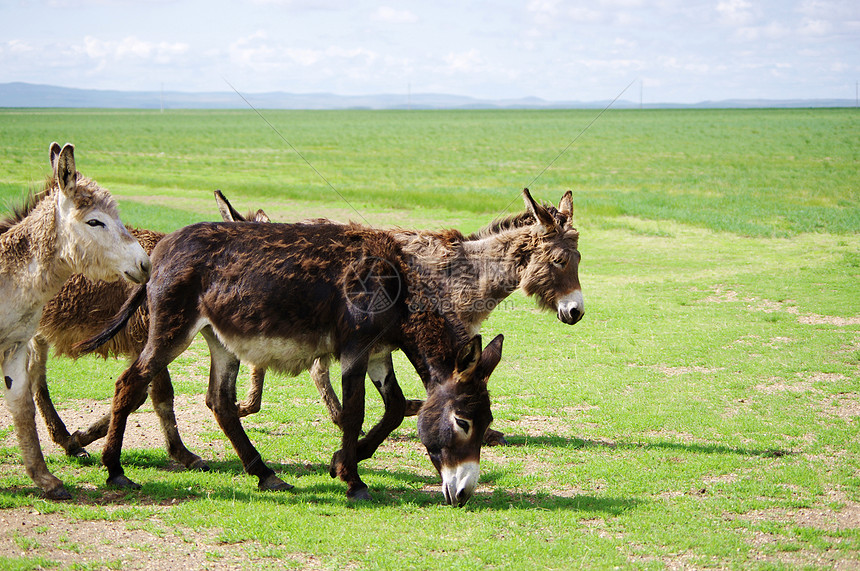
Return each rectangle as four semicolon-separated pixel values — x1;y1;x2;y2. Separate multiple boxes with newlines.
484;428;508;447
258;474;294;492
329;450;345;478
107;474;141;490
44;485;72;501
347;486;371;502
66;445;90;459
188;458;210;472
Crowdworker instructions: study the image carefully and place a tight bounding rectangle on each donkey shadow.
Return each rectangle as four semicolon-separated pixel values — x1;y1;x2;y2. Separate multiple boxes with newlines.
28;452;636;513
504;434;793;458
37;430;788;511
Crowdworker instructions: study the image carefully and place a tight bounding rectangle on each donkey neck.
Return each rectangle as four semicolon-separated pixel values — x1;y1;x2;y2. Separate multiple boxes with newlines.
396;281;471;390
0;194;75;307
396;229;527;331
451;228;534;326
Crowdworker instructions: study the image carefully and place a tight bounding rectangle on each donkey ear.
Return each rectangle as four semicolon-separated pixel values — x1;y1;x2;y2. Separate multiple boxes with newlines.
478;334;504;382
455;335;483;379
253;209;271;223
214;189;245;222
56;144;77;196
522;188;556;232
558;190;573;217
49;142;62;172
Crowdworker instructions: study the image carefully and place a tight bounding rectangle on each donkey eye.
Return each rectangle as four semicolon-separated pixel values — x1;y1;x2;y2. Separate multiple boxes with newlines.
455;418;472;433
86;219;106;228
552;258;567;269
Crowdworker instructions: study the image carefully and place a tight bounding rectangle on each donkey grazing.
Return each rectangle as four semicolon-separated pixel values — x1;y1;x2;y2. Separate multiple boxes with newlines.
232;189;583;446
31;192;269;468
80;220;503;505
0;143;150;499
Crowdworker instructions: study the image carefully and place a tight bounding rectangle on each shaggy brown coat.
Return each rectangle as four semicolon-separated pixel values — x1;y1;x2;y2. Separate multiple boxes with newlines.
80;219;502;504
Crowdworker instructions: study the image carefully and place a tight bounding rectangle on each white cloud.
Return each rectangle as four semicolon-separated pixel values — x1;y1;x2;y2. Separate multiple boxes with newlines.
227;32;382;84
6;40;34;54
372;6;418;24
716;0;756;26
80;36;188;63
797;19;832;36
735;21;791;41
443;49;484;73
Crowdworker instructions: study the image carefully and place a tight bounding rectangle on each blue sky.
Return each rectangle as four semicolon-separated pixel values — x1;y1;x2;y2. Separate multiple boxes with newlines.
1;0;858;103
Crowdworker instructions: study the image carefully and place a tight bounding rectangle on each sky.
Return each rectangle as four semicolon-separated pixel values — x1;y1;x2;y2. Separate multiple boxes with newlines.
1;0;858;104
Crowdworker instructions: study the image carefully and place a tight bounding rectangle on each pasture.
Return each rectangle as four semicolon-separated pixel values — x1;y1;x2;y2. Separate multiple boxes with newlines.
0;107;857;569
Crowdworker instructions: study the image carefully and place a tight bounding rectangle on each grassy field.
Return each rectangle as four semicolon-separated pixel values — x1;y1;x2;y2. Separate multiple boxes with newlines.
0;108;857;570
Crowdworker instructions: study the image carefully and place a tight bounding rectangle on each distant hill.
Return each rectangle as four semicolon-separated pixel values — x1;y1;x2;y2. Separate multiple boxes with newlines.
0;82;854;110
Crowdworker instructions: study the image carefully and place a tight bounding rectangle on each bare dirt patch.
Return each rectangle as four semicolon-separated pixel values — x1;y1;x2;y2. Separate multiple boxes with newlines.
728;489;860;570
819;393;860;421
0;507;315;570
627;362;725;377
0;394;228;462
799;314;860;326
699;286;860;327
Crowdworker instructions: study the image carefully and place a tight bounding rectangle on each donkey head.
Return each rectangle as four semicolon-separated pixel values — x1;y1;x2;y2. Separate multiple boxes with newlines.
519;188;584;325
417;333;503;507
50;143;150;284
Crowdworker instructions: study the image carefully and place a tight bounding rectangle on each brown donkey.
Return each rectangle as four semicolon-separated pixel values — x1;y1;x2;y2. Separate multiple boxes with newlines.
80;220;503;505
232;189;583;445
0;143;150;499
32;194;268;468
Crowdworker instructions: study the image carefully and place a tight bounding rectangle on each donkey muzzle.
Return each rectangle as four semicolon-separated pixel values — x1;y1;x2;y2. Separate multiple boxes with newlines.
124;257;152;285
440;461;479;507
557;290;584;324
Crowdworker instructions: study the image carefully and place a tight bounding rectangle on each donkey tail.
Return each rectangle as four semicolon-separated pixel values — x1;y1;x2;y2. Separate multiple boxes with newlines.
75;283;148;353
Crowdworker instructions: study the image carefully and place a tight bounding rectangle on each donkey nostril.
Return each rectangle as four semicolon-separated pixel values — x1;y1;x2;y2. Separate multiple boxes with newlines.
456;489;469;507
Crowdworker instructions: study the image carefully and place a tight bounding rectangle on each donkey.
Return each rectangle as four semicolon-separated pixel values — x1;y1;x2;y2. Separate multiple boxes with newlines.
31;193;269;467
0;143;150;499
231;189;583;446
79;220;503;505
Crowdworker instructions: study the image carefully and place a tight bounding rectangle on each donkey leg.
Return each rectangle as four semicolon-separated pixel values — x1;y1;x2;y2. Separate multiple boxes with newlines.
201;328;291;492
329;346;370;501
28;337;88;458
3;347;70;500
102;360;154;489
356;353;406;462
310;357;343;428
236;366;265;418
149;369;208;471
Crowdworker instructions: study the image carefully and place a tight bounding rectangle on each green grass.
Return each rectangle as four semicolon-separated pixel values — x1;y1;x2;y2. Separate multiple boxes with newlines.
1;108;858;235
0;108;857;569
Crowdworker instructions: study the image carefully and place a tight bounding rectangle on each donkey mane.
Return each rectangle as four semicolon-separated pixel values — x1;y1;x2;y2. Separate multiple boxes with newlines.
0;170;119;237
467;200;577;241
0;178;53;235
467;211;536;240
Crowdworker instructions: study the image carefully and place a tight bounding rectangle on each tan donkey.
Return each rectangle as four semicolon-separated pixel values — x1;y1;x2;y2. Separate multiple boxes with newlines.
0;143;150;499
